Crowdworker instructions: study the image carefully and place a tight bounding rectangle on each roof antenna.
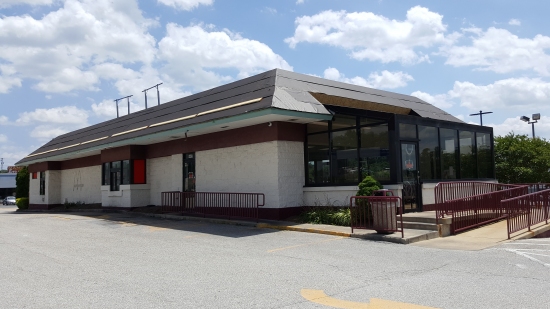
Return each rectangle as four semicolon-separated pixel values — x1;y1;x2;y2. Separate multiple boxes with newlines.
142;83;163;108
114;95;133;118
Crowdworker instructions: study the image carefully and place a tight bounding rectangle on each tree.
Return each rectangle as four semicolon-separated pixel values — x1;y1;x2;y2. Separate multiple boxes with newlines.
15;166;29;198
494;133;550;183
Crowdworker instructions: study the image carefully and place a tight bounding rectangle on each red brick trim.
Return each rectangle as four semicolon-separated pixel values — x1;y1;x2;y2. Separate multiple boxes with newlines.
27;121;305;171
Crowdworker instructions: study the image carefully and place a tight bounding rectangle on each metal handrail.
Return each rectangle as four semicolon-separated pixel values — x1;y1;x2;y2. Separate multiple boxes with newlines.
502;189;550;239
161;191;265;222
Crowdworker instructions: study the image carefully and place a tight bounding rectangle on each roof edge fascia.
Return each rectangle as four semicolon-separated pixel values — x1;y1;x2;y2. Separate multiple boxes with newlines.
16;108;331;166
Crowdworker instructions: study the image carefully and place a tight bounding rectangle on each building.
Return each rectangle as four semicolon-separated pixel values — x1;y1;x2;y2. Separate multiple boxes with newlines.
16;69;494;219
0;173;16;199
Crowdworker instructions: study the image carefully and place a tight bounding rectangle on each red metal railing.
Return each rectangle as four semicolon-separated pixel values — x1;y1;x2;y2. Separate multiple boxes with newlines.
350;196;404;238
161;191;265;222
435;182;527;234
502;189;550;239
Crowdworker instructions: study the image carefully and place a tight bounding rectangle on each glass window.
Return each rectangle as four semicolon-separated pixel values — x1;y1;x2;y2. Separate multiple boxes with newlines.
459;131;476;179
307;133;331;184
110;161;121;191
39;172;45;195
360;117;384;126
440;128;457;179
307;121;329;133
418;126;439;180
399;123;417;140
477;132;493;178
122;160;131;185
332;115;356;130
360;124;390;181
332;129;359;184
102;163;110;186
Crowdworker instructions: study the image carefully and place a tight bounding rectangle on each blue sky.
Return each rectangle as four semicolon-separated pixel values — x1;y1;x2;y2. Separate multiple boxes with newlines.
1;0;550;167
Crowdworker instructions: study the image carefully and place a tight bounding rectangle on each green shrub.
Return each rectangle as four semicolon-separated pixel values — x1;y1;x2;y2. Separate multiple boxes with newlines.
64;201;85;209
356;175;382;196
299;207;350;226
16;198;29;210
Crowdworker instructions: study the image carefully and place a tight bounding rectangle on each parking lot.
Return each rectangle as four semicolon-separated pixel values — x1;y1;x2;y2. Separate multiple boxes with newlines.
1;206;549;309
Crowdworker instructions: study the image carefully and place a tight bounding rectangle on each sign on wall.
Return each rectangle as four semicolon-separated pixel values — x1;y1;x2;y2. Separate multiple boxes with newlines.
7;166;22;174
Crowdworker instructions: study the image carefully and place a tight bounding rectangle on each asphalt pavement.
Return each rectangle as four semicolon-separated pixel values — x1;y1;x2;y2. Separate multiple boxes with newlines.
1;206;549;309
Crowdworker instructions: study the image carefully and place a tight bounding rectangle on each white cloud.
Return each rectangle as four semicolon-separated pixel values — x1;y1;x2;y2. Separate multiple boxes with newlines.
296;0;305;3
13;106;90;142
16;106;89;125
157;0;212;11
0;75;21;93
442;27;550;75
158;23;292;90
411;90;454;109
449;78;550;111
323;67;413;89
0;0;55;8
30;125;70;140
91;99;143;118
0;116;8;125
262;7;277;14
509;19;521;26
0;0;157;93
285;6;452;64
0;134;7;143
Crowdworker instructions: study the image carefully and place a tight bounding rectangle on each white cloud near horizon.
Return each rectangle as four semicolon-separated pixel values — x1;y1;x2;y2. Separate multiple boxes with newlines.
509;19;521;26
323;67;414;89
489;116;550;138
285;6;453;64
413;77;550;113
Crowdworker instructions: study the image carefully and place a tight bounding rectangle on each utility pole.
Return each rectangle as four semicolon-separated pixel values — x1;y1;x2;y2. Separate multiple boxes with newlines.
469;110;493;126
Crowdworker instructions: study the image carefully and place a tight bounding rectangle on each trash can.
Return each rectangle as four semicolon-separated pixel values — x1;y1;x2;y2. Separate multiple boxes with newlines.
371;191;397;234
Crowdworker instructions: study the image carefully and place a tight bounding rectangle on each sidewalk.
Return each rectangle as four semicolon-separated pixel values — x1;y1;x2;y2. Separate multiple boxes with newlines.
412;219;550;251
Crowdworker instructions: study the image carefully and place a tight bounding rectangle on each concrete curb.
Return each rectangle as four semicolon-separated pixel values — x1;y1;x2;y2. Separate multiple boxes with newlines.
256;223;352;238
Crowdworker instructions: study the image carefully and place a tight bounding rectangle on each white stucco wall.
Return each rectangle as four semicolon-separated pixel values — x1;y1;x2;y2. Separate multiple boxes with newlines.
148;155;179;206
303;184;402;207
60;166;101;204
193;140;304;209
29;171;62;205
101;184;151;207
29;174;43;204
276;141;305;208
303;186;357;207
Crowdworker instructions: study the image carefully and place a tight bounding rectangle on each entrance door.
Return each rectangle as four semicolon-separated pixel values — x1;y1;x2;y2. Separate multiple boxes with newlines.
183;153;196;192
401;143;422;212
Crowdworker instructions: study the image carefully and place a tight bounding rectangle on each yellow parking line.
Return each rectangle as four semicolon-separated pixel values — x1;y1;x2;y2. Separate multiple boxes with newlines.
267;237;345;253
51;216;72;220
301;289;438;309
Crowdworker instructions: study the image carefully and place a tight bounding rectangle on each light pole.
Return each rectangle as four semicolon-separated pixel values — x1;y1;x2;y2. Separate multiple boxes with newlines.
469;110;493;126
520;113;540;138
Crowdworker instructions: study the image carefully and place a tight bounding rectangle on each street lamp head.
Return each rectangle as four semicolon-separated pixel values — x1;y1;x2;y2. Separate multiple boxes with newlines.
532;113;541;121
520;116;530;122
